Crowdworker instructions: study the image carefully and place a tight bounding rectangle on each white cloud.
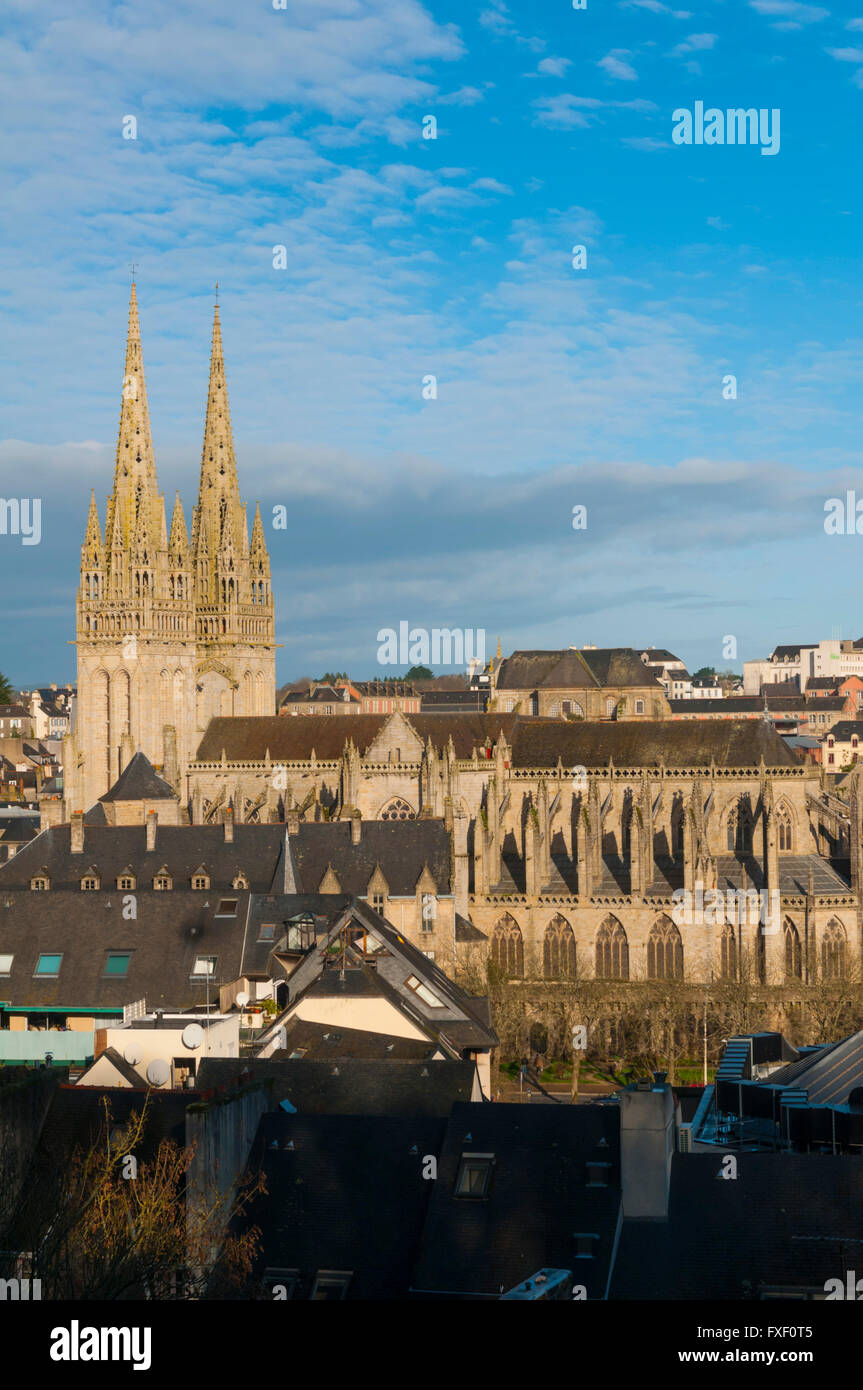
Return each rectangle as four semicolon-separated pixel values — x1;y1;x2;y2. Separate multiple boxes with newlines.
598;50;639;81
669;32;717;55
537;56;571;76
749;0;829;28
827;46;863;60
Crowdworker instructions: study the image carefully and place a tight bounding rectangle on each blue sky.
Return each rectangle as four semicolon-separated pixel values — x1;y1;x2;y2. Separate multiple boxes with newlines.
3;0;863;685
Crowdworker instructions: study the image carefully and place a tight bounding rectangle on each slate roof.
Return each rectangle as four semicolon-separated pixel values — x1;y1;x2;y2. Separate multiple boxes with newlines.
196;713;520;761
806;677;840;691
197;1057;476;1114
670;696;847;714
226;1112;447;1299
610;1153;863;1299
508;717;798;768
771;644;817;660
821;720;863;742
496;648;663;692
0;820;454;897
0;890;252;1011
640;649;682;664
98;752;178;804
411;1102;621;1299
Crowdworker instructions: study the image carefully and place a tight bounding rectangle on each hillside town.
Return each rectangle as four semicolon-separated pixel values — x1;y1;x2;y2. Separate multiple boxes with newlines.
3;287;863;1311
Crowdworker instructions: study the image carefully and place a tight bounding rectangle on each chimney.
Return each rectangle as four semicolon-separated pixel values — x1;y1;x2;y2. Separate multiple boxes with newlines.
224;808;234;843
620;1074;675;1221
146;810;157;852
70;810;84;854
287;809;299;835
351;812;361;845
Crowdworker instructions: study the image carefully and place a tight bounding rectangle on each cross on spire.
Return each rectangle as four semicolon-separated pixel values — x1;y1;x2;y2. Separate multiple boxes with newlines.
130;262;138;283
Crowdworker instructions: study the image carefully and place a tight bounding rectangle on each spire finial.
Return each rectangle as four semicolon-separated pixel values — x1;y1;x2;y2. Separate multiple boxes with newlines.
130;262;138;284
214;280;219;307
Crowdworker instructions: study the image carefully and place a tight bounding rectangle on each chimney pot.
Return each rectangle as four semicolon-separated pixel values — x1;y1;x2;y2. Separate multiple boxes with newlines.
224;809;234;843
70;810;84;853
287;810;299;835
351;813;361;845
146;810;157;852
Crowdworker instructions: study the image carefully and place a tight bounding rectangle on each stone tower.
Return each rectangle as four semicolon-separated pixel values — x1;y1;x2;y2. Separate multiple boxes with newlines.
64;285;275;814
190;299;275;727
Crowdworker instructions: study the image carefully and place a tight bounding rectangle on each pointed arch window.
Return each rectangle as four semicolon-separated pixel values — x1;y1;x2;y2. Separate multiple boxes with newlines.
491;914;524;978
543;915;576;978
720;922;737;981
784;917;802;979
777;806;793;852
822;917;846;979
647;915;683;980
726;803;753;852
595;916;629;979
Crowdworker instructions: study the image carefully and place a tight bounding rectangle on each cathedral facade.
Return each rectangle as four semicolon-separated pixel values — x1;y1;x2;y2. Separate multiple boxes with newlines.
63;285;275;814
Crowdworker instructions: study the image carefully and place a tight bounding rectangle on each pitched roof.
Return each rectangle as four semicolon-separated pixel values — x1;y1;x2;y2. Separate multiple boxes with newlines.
193;711;799;770
197;1056;476;1113
509;717;798;768
412;1102;621;1299
0;820;453;897
99;752;178;804
195;713;519;761
496;648;663;692
226;1112;446;1299
610;1153;863;1299
0;890;252;1011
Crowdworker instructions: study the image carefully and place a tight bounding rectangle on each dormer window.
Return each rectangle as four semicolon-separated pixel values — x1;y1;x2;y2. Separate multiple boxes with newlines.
153;871;172;890
30;876;49;891
232;873;249;890
117;873;136;891
81;875;100;891
192;867;210;890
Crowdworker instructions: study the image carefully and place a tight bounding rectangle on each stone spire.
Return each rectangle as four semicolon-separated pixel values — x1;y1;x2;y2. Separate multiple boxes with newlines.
168;491;190;562
105;282;164;566
81;490;103;566
192;300;244;564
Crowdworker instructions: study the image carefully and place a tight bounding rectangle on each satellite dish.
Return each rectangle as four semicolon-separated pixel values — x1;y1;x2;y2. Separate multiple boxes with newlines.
236;990;249;1008
146;1058;170;1087
124;1045;142;1066
182;1023;205;1050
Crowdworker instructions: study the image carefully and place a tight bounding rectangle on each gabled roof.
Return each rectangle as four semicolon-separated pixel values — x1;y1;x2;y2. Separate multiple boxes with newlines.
77;1046;147;1088
99;752;178;804
258;899;498;1059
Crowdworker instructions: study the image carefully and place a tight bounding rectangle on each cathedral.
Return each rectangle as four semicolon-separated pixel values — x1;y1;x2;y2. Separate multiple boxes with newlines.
63;285;276;814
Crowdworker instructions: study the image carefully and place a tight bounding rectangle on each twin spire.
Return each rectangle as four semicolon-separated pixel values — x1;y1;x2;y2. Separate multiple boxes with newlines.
80;283;272;627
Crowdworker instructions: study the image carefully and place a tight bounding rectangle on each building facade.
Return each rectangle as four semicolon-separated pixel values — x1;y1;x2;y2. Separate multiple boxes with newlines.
63;286;275;814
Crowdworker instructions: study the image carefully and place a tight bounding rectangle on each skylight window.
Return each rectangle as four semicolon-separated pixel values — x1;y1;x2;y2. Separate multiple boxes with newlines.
455;1154;494;1198
34;953;62;977
216;899;237;917
405;974;444;1008
104;952;132;977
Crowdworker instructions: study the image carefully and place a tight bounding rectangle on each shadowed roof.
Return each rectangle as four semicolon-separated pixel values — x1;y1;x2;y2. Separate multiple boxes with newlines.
99;752;178;804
